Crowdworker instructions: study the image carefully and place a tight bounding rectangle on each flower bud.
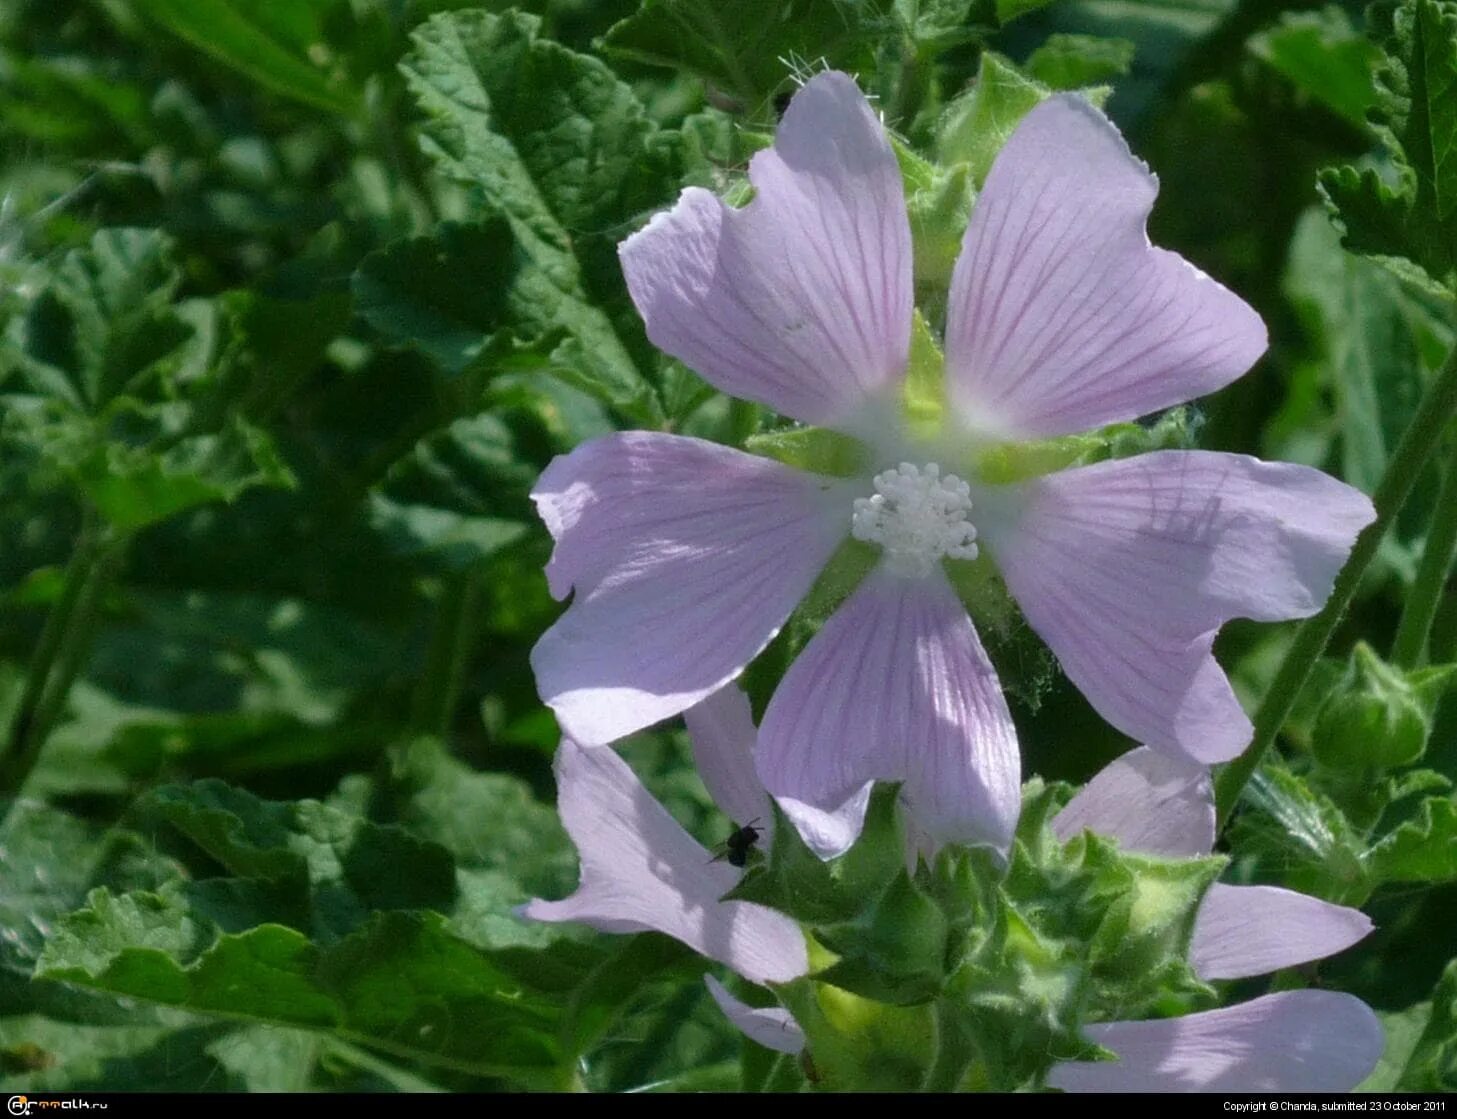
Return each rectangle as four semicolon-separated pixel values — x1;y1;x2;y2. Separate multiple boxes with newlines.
1312;643;1457;768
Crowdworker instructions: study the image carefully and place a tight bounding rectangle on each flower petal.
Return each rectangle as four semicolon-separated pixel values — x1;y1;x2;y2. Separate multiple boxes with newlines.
1047;991;1384;1093
1052;746;1214;858
944;95;1267;439
520;739;808;985
619;71;912;428
756;564;1021;857
532;432;847;746
684;684;773;840
982;451;1375;762
1190;884;1374;981
704;974;806;1055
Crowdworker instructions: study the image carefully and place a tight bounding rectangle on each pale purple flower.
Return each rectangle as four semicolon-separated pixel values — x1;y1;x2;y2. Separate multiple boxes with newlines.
705;974;806;1055
521;698;808;1046
531;71;1374;857
519;734;806;985
1047;748;1383;1092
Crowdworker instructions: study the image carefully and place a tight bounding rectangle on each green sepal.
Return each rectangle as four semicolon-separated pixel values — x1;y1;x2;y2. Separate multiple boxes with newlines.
794;537;879;625
896;139;976;312
724;784;905;925
815;874;950;1005
937;54;1053;189
743;426;869;477
904;309;949;435
1084;840;1226;992
973;407;1199;485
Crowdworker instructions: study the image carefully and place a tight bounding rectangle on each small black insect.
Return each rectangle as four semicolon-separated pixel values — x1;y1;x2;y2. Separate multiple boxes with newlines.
711;818;763;868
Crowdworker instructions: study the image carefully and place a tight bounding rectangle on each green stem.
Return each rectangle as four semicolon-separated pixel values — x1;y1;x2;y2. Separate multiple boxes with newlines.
0;513;124;795
612;983;703;1092
412;570;482;739
1215;343;1457;828
1391;447;1457;668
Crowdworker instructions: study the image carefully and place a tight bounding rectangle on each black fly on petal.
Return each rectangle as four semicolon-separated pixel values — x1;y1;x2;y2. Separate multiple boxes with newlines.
709;818;763;869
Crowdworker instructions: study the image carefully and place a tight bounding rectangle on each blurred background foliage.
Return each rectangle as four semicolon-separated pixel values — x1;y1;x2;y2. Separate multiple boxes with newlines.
1;0;1456;1092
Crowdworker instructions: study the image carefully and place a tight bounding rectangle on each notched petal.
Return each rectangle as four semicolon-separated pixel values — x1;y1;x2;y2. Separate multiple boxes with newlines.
982;451;1375;762
531;431;846;745
756;564;1021;857
521;739;809;985
945;95;1267;438
1052;746;1214;858
620;72;913;428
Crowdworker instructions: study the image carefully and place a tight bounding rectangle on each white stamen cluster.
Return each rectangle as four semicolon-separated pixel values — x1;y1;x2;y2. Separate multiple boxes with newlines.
850;462;979;577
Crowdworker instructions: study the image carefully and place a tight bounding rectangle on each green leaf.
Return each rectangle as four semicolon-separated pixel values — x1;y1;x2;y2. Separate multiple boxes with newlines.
996;0;1055;20
1318;0;1457;297
134;0;359;114
72;409;295;532
219;289;352;416
1282;207;1453;496
1228;764;1371;903
354;220;542;377
38;900;571;1085
602;0;875;109
134;780;459;940
5;228;188;412
0;800;177;986
1;230;295;529
402;10;676;425
1249;8;1381;131
1366;795;1457;884
0;55;152;152
898;0;996;53
1393;958;1457;1089
367;411;537;573
352;738;579;897
85;589;397;729
1025;34;1136;90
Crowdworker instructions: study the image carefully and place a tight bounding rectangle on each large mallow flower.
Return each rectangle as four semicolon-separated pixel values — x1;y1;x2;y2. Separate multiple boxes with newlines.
1046;748;1384;1092
531;71;1375;857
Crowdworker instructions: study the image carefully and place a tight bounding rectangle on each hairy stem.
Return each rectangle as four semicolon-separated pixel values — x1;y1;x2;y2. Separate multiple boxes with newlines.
1391;447;1457;667
1215;343;1457;828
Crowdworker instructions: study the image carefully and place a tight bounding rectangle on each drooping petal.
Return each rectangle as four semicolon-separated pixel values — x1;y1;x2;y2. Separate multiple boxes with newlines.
1190;884;1374;981
944;95;1267;439
1051;746;1214;858
704;974;806;1055
521;740;808;986
756;564;1021;858
1047;991;1384;1093
684;684;773;840
619;71;912;428
981;451;1375;762
532;432;847;746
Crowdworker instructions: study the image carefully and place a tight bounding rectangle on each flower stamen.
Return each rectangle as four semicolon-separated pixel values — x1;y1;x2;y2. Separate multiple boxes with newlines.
851;462;979;577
